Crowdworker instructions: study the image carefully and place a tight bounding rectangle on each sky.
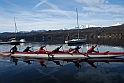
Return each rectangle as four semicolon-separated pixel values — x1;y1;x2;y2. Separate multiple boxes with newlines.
0;0;124;32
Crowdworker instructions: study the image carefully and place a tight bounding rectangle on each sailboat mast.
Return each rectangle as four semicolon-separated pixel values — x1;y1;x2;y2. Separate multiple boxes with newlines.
14;17;17;39
76;8;79;39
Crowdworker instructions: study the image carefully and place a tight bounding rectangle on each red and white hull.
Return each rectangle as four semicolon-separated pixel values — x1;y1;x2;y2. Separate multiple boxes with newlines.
0;51;123;60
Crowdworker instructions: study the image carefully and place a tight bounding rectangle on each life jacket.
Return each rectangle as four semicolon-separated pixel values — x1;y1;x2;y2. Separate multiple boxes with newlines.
37;49;46;53
37;46;46;53
87;46;95;53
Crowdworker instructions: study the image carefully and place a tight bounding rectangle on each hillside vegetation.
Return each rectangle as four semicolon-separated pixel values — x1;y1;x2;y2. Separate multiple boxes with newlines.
0;24;124;43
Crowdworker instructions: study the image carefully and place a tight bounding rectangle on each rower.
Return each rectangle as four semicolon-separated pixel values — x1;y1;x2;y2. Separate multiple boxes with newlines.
52;46;62;52
69;46;81;53
23;46;33;52
10;45;18;54
87;45;99;53
37;45;46;53
75;46;81;53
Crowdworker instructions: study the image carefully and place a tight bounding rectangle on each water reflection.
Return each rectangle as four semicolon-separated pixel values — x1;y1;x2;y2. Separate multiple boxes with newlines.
6;56;124;69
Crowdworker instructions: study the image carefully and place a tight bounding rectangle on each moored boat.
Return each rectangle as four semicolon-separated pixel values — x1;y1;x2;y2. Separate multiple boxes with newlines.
65;8;86;44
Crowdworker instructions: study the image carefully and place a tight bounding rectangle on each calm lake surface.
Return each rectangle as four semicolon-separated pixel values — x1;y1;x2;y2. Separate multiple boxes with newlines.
0;42;124;83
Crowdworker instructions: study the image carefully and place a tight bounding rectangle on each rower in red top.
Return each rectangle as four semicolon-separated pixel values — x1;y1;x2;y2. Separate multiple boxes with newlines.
87;45;99;53
37;45;46;53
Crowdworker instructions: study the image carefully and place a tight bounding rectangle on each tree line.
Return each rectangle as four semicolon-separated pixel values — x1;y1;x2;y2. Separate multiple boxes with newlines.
0;24;124;44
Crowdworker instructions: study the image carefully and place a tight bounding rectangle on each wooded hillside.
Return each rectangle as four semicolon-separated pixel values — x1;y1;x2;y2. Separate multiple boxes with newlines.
0;24;124;44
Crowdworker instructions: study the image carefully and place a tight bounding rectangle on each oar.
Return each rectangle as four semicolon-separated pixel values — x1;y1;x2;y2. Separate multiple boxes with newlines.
96;45;99;52
44;45;52;59
80;46;84;53
80;46;90;58
61;45;64;52
31;46;34;52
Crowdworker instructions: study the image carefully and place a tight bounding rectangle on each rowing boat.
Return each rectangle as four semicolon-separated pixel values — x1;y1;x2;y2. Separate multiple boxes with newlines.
0;44;124;60
0;50;123;60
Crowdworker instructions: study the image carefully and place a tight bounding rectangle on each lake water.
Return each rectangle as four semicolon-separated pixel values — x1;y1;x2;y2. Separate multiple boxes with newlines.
0;42;124;83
